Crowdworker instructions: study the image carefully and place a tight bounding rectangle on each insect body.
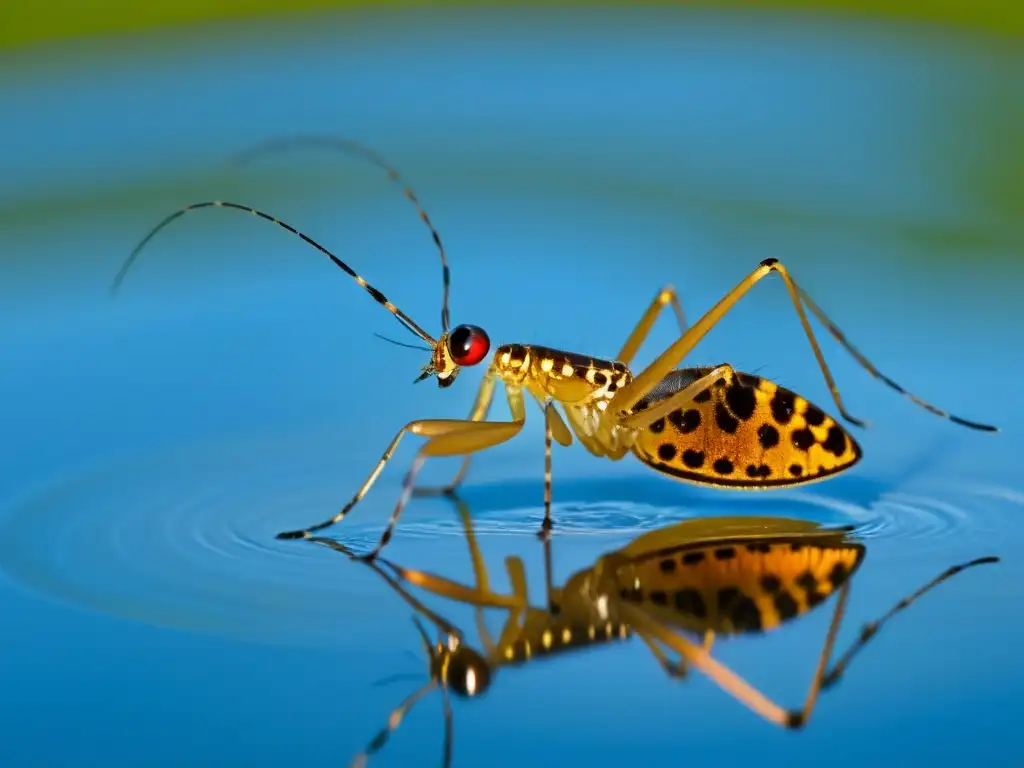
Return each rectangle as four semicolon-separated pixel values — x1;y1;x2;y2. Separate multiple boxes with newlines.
112;135;998;559
321;500;998;767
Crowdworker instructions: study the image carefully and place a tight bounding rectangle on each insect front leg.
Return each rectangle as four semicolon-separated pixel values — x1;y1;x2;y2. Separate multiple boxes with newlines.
275;376;520;546
412;369;499;498
616;284;688;367
358;387;528;560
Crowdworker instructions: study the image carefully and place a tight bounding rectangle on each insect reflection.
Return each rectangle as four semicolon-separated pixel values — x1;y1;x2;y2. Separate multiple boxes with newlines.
311;500;997;767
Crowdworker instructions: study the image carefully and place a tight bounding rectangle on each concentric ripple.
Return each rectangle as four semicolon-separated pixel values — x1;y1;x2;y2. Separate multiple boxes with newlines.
0;429;1013;648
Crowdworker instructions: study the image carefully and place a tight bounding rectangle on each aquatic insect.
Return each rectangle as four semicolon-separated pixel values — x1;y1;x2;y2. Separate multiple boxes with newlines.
315;502;997;767
112;135;998;559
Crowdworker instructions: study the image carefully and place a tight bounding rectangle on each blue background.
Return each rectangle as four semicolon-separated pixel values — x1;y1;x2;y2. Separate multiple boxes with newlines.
1;8;1021;766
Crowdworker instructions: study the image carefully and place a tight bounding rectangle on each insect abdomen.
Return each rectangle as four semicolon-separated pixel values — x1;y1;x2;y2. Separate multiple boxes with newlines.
629;368;862;488
615;537;866;635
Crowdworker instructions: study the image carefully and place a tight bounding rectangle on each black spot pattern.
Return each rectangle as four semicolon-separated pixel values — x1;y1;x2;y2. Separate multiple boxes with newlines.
822;426;847;457
669;408;701;434
829;561;849;587
771;389;796;425
745;464;771;479
657;443;677;461
717;587;740;612
593;371;607;386
774;590;799;620
792;427;815;451
693;389;712;403
682;551;705;566
649;418;666;434
760;575;782;593
714;547;736;560
659;558;677;573
804;404;826;426
796;570;825;607
713;458;734;475
714;403;739;434
674;589;707;618
757;424;780;449
730;595;763;632
726;385;757;421
682;450;705;469
650;590;669;606
620;587;643;602
789;463;804;477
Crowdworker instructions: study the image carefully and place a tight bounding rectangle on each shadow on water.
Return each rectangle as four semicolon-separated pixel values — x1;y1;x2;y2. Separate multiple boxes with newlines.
306;496;998;767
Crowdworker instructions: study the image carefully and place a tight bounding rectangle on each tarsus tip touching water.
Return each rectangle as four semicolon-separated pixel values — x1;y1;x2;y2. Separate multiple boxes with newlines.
110;134;999;560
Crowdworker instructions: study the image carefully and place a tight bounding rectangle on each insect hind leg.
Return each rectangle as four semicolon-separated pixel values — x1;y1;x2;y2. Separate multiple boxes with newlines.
616;284;688;366
608;258;997;433
794;285;997;431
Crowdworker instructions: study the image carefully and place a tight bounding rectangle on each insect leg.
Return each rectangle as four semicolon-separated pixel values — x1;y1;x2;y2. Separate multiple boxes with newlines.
636;633;690;679
619;363;737;430
608;259;996;431
274;372;508;541
308;535;478;645
616;284;688;366
394;553;531;662
619;594;850;729
539;401;574;539
349;680;438;768
385;496;516;654
413;369;499;497
821;555;999;690
359;387;527;560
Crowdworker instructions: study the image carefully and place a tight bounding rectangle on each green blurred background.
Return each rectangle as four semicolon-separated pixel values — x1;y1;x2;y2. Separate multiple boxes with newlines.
2;0;1023;50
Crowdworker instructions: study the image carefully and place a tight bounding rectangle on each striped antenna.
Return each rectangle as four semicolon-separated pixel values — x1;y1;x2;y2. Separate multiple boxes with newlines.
228;134;452;336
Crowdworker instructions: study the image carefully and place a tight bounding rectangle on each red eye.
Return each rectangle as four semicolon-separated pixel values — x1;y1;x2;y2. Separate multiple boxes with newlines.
448;324;490;367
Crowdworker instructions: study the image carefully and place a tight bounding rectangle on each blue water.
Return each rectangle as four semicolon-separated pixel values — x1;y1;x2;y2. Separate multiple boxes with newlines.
1;7;1022;766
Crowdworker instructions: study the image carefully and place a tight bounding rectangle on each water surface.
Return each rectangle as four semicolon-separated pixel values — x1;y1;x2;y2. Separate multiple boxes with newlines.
1;8;1021;766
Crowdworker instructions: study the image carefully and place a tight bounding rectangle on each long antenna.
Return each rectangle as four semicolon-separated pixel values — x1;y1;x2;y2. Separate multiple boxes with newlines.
111;200;435;345
228;134;453;336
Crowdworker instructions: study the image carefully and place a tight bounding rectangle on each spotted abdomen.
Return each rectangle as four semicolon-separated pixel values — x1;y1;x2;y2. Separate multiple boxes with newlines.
614;535;866;635
629;368;862;488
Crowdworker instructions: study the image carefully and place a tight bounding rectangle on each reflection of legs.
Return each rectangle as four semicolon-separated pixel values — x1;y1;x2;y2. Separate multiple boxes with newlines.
308;535;467;640
822;555;999;689
616;284;688;366
609;259;996;431
637;633;688;679
621;582;853;728
353;387;526;560
349;678;438;768
636;629;716;681
413;370;499;498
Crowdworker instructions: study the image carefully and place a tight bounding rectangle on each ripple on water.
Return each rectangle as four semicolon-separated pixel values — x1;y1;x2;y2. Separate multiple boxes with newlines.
0;431;1013;647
